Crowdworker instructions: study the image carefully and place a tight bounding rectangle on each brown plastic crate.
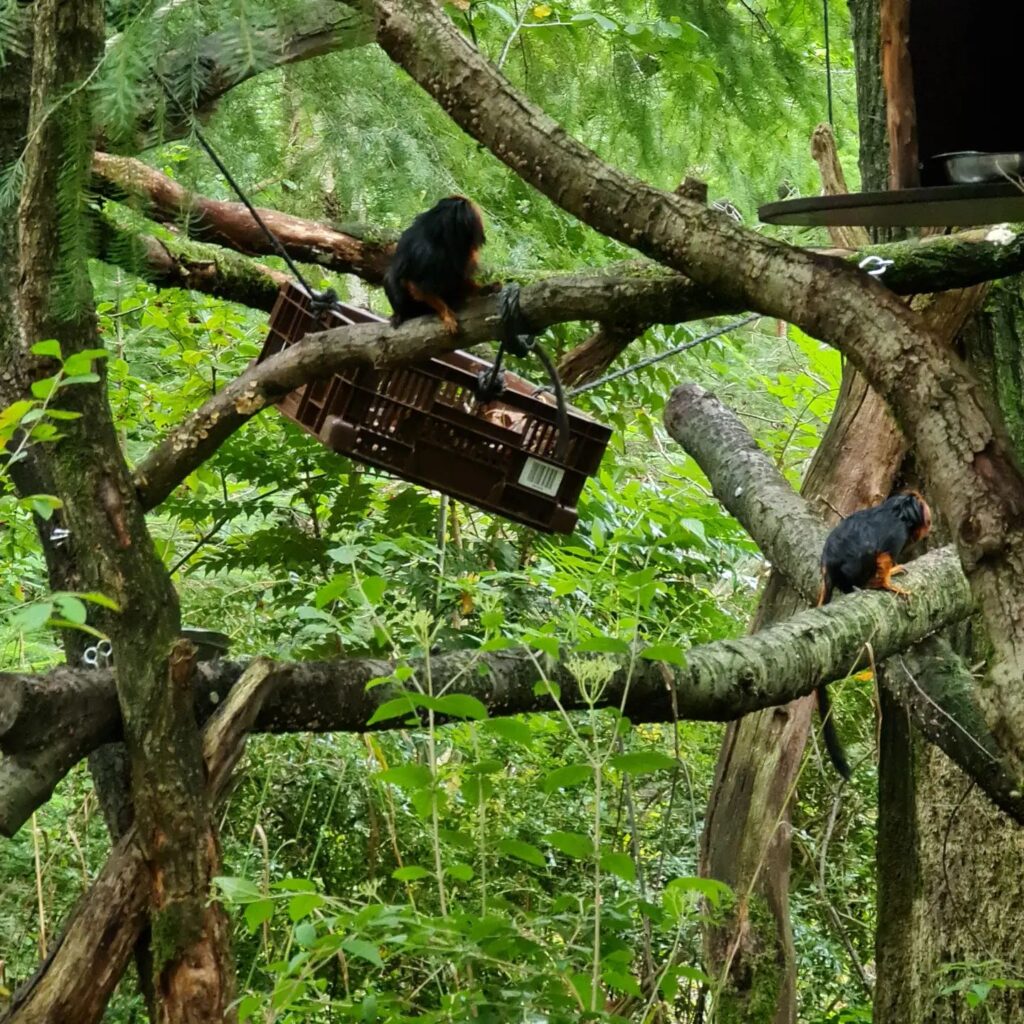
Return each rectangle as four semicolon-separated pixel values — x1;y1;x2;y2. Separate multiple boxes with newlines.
256;281;611;533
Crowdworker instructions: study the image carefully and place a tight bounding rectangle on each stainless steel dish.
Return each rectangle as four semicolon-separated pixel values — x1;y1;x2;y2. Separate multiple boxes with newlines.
936;151;1024;185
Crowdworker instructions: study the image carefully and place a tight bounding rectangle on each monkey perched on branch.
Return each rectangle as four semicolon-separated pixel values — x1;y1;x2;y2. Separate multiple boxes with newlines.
815;491;932;778
383;196;499;335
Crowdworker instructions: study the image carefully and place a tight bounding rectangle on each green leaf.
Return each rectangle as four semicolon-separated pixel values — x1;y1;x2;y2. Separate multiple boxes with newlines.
10;602;53;632
482;1;517;26
609;751;678;775
293;922;317;947
541;764;591;794
569;972;596;1011
640;642;687;667
445;862;474;881
430;693;488;720
63;349;108;376
392;865;431;882
238;994;262;1022
31;340;61;359
287;892;325;921
59;373;100;387
496;839;547;867
600;852;637;882
270;878;317;893
213;876;263;904
342;938;384;967
663;876;734;920
481;718;533;745
377;764;432;790
30;377;58;400
532;678;561;700
53;595;87;625
366;696;419;726
603;968;642;997
244;899;275;932
524;632;559;657
544;831;593;859
77;591;120;611
577;635;629;655
360;576;388;605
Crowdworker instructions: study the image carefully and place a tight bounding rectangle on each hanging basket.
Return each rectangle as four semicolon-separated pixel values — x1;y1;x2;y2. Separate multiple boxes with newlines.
256;281;612;533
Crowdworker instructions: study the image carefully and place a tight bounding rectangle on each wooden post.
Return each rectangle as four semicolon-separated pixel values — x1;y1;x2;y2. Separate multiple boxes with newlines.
881;0;919;188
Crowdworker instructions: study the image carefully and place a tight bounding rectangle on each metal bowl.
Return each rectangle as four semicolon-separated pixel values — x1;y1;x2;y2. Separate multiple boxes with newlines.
936;151;1024;185
181;627;231;662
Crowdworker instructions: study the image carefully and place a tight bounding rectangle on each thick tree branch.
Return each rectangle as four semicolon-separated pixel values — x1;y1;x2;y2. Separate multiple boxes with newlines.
95;210;288;311
663;383;1024;821
1;660;276;1024
362;0;1024;765
130;273;727;510
94;153;393;283
0;558;981;837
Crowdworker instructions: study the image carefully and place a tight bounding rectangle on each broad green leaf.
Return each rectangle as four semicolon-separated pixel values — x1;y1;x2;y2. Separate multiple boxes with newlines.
640;642;687;667
366;696;419;726
244;899;275;932
430;693;488;720
270;878;317;893
609;751;678;775
392;865;431;882
524;632;559;657
213;876;263;904
541;764;591;794
31;340;61;358
496;839;546;867
287;892;325;921
342;938;384;967
10;602;53;632
544;831;593;859
293;922;317;947
481;718;533;745
600;852;637;882
377;764;432;790
445;862;474;881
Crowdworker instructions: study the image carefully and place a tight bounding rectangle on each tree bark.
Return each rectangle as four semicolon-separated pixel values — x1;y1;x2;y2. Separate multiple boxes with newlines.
0;543;986;839
93;153;394;283
1;660;276;1024
9;2;236;1018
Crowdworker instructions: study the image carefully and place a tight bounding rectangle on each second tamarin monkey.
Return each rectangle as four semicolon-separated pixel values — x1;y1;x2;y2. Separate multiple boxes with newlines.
383;196;498;335
815;491;932;778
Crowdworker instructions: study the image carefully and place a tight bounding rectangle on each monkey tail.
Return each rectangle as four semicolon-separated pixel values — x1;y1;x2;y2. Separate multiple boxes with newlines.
816;685;851;780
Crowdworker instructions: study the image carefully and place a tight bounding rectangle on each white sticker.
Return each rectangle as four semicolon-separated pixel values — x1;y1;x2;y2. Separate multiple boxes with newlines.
518;457;565;497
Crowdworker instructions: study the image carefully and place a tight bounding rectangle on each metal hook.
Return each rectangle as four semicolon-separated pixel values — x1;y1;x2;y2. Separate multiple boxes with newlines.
83;639;113;669
858;255;894;278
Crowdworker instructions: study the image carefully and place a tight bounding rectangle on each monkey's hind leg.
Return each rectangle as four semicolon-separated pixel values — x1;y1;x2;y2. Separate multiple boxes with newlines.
406;282;459;335
867;552;910;597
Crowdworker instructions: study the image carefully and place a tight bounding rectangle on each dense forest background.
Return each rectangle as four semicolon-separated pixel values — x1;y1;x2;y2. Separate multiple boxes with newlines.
3;1;1013;1021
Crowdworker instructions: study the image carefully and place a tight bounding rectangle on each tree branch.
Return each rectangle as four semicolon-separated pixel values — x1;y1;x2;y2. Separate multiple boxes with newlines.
94;209;288;311
124;4;373;144
1;659;276;1024
94;153;394;283
663;382;1024;821
0;556;982;838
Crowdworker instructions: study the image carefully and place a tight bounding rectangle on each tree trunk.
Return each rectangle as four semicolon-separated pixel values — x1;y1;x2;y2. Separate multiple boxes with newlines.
2;3;237;1020
874;284;1024;1024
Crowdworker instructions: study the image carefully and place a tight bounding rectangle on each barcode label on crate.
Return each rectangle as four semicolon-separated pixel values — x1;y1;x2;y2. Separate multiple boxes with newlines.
518;457;565;497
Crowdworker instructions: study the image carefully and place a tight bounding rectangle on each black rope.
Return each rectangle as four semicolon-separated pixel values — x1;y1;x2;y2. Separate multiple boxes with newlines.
154;72;338;312
823;0;834;126
565;314;760;397
476;283;570;461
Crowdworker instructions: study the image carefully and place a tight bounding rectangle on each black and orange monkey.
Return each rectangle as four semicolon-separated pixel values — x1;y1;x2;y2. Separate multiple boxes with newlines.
815;491;932;778
383;196;499;335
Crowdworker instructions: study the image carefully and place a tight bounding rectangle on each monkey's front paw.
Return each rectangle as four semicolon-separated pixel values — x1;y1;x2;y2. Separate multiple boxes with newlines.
441;314;460;335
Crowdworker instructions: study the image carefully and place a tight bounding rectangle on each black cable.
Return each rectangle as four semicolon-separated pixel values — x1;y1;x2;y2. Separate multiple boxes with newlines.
533;341;570;462
823;0;834;126
155;72;334;308
565;314;760;397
